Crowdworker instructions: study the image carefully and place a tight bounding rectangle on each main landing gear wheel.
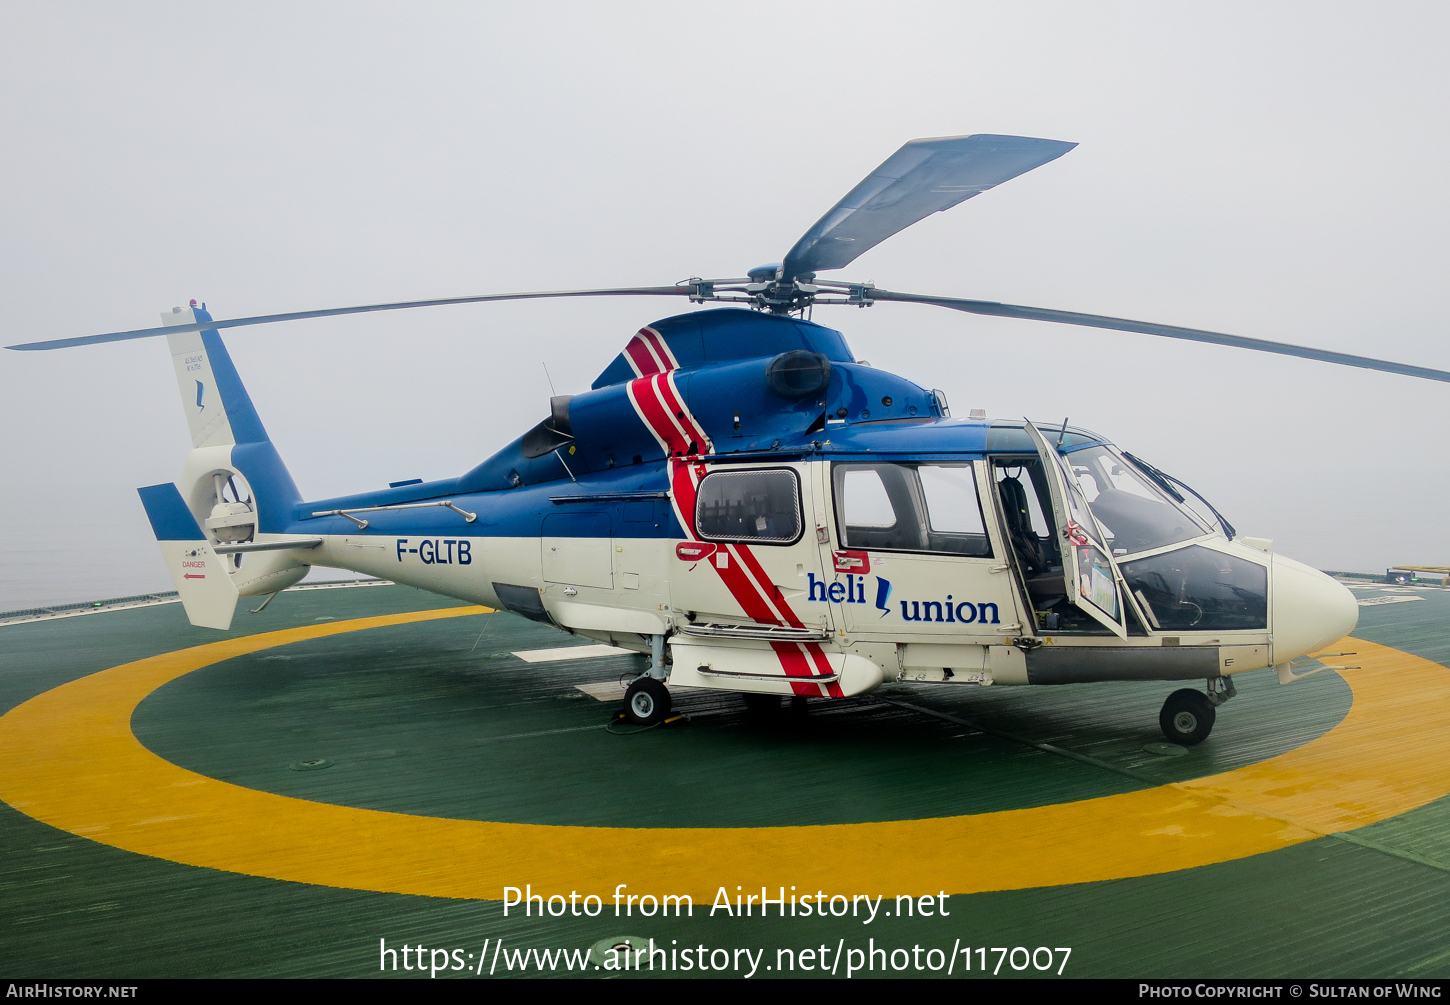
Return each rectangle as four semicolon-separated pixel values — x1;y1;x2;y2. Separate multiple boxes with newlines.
1159;688;1216;745
624;677;672;726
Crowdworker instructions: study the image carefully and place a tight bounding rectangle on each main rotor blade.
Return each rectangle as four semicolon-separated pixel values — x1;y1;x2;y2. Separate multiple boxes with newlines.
780;134;1076;282
865;288;1450;383
6;286;693;350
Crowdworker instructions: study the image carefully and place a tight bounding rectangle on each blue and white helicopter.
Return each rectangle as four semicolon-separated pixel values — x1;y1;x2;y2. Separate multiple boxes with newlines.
15;134;1447;744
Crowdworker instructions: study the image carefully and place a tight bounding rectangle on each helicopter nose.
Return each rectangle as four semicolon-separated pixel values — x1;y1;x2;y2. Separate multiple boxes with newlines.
1271;555;1359;663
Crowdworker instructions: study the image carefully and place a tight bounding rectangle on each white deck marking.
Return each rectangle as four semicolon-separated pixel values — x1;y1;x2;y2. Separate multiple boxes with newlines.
511;644;634;663
0;578;395;629
574;681;630;701
1358;595;1426;606
477;723;609;741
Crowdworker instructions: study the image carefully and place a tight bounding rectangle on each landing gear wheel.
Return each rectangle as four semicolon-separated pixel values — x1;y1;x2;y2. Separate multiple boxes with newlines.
624;677;672;726
1159;688;1216;746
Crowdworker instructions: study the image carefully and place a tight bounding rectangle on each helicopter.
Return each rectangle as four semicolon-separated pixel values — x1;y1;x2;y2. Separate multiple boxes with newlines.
13;133;1449;746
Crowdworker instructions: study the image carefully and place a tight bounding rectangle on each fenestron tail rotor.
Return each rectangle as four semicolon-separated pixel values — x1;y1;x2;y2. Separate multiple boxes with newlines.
8;131;1448;385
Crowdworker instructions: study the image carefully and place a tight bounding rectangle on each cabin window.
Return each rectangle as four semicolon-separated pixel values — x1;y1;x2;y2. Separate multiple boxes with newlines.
832;462;992;558
695;469;803;545
840;468;896;528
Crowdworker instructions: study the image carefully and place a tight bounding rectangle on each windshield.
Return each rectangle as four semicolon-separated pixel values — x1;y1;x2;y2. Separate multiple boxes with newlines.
1064;446;1209;557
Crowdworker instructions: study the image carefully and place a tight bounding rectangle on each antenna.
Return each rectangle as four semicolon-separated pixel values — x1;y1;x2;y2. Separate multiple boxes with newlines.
542;362;557;396
1056;417;1069;447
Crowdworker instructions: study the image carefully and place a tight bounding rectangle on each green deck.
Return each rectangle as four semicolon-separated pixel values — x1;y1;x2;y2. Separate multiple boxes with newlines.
1;584;1446;978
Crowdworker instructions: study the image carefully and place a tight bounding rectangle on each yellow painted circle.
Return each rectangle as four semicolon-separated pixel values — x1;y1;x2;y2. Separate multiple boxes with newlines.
1;606;1447;902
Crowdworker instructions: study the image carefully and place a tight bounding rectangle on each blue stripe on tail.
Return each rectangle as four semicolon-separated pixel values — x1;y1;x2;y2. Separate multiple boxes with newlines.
138;483;205;541
194;308;269;445
192;308;301;533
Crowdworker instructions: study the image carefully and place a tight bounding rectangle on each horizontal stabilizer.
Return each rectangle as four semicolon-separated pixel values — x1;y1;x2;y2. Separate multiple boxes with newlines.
137;483;239;631
213;538;322;555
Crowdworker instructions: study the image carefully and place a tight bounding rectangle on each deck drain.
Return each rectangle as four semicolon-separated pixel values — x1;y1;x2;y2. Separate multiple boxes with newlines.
587;935;650;967
1143;743;1188;757
289;758;335;771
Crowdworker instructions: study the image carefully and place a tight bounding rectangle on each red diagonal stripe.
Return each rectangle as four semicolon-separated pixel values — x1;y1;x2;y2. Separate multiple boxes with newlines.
805;643;845;698
649;372;699;453
708;545;778;624
637;326;676;372
625;334;662;377
629;375;688;455
655;371;708;454
734;543;803;627
669;459;700;539
771;642;825;696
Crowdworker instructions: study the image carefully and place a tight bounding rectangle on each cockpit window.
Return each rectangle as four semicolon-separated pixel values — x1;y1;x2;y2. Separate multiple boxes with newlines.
1065;446;1209;556
1121;545;1267;631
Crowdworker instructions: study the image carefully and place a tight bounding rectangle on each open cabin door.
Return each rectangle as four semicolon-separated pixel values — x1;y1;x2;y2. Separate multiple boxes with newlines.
1023;420;1129;639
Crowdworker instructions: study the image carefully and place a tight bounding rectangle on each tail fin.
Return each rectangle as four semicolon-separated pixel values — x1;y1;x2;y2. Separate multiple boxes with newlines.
163;301;275;450
157;303;310;607
138;482;240;630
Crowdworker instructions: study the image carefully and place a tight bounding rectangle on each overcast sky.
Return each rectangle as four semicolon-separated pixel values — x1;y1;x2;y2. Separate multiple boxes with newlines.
2;2;1447;608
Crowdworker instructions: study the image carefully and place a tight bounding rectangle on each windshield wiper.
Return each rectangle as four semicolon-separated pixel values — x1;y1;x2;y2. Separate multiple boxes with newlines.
1123;452;1237;541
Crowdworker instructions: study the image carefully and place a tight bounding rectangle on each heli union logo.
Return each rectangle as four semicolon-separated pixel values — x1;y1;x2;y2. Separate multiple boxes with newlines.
806;574;1000;624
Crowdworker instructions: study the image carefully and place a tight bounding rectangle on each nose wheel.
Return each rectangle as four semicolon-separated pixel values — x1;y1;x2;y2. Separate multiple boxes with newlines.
623;677;672;726
1159;688;1216;745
